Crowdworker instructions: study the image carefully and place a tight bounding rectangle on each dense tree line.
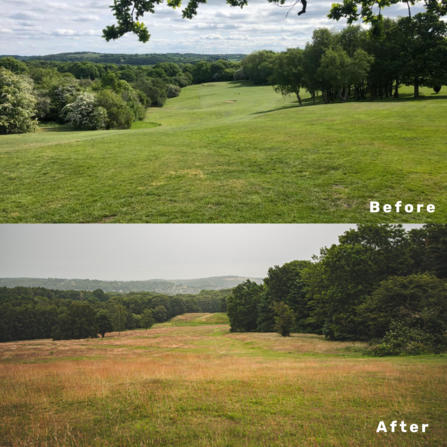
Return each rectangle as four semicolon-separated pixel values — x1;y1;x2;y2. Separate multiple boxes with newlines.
0;57;192;133
0;56;242;134
0;287;231;342
9;52;245;66
241;18;447;103
227;224;447;355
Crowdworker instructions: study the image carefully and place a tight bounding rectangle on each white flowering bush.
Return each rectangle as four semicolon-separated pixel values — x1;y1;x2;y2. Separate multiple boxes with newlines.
0;68;38;134
62;92;108;130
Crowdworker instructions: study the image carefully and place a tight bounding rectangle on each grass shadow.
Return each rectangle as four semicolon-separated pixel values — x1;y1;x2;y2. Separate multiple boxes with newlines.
39;126;78;133
227;81;262;88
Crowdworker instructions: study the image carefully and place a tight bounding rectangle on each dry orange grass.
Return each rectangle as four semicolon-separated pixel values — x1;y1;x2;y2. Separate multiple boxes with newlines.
1;324;446;446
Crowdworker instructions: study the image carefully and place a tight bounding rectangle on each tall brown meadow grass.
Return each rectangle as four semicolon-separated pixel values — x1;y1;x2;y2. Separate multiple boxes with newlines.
0;316;446;446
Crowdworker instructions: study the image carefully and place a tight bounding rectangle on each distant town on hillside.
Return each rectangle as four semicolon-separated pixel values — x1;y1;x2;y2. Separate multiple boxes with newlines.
0;276;264;294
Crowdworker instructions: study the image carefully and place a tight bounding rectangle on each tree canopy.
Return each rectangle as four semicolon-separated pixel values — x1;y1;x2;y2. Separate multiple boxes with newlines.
104;0;447;44
225;224;447;356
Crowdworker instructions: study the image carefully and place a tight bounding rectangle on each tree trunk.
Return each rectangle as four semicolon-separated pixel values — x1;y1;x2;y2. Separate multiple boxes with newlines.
394;77;399;98
414;77;420;98
296;92;302;106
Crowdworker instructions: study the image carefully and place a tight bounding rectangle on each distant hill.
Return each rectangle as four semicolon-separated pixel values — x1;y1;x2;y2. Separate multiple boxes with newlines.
0;276;263;294
1;52;246;66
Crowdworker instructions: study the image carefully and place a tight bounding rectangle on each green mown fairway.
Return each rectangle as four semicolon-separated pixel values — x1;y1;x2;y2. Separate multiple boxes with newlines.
1;82;446;223
1;315;446;446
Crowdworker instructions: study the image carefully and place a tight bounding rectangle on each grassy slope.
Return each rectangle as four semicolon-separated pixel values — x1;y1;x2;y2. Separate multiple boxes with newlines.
1;82;446;223
0;315;446;446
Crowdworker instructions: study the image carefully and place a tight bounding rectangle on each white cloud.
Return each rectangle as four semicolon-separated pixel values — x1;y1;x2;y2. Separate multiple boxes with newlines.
73;14;100;22
51;29;76;35
9;11;44;20
50;28;101;36
0;0;428;55
46;2;72;10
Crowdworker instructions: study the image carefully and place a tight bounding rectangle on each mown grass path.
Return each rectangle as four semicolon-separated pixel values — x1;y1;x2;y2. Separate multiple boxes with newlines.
0;315;446;446
1;82;446;222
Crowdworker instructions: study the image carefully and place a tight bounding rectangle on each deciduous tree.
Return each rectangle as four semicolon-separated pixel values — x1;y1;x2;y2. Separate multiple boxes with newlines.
141;308;155;329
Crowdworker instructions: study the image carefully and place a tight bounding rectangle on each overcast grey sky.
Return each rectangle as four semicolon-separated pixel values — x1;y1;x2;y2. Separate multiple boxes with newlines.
1;0;424;55
0;224;423;281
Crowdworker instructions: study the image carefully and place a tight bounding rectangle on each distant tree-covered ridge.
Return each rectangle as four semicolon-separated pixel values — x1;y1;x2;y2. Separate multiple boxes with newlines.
0;276;263;294
227;224;447;356
3;53;246;65
0;286;232;342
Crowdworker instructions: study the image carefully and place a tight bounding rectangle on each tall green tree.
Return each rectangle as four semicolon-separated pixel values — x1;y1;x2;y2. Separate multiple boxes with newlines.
52;302;98;340
152;305;167;322
257;261;311;332
96;311;114;337
273;302;296;337
271;48;305;105
141;308;155;329
112;304;128;335
306;225;414;340
241;51;277;85
394;13;447;98
227;280;263;332
302;28;335;102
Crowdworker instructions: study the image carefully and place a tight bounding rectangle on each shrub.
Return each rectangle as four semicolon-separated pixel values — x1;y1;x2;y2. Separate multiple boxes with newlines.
166;84;181;98
233;68;246;81
35;94;52;120
368;320;446;356
48;82;81;122
358;273;447;339
121;88;147;121
0;68;37;134
62;92;108;130
173;74;191;88
133;77;167;107
95;89;134;129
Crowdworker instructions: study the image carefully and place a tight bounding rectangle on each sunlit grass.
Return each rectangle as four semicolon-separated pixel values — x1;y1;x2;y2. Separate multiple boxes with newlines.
1;315;446;446
0;82;446;223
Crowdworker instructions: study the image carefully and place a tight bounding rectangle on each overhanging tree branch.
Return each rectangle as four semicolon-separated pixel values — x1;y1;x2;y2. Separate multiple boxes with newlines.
103;0;312;42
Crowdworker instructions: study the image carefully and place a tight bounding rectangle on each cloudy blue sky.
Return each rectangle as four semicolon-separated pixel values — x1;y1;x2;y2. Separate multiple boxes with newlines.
0;0;420;56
